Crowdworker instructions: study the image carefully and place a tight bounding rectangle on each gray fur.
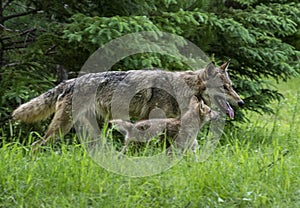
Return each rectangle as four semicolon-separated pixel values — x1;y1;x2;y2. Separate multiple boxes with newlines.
12;62;243;148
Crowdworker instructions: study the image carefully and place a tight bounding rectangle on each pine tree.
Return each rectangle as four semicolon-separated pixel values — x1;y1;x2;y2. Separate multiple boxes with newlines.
1;0;299;132
60;0;300;118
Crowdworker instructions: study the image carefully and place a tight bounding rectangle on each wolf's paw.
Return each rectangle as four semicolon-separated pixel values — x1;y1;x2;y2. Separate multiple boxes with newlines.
30;139;47;153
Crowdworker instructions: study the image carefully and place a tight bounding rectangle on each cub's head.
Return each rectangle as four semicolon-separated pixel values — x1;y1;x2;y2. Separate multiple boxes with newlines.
188;96;219;126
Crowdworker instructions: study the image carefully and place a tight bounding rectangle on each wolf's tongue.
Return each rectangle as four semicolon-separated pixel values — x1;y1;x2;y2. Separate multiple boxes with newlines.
226;101;234;119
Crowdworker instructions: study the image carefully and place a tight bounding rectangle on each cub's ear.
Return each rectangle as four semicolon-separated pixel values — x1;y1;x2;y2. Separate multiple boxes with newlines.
110;119;133;132
205;62;217;77
220;60;231;71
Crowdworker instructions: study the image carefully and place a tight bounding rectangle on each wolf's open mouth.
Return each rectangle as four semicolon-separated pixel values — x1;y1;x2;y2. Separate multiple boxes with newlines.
214;95;234;119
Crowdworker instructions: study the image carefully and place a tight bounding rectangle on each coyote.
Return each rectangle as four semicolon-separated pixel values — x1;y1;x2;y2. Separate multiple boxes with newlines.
110;96;220;154
12;61;244;147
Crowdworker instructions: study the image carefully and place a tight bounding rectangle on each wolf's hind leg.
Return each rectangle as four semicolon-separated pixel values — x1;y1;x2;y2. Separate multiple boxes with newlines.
32;94;73;148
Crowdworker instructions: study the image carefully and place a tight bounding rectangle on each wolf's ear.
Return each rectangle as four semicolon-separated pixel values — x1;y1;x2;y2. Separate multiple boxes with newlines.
198;100;206;114
190;96;199;104
199;99;206;109
220;60;231;71
189;96;199;108
205;62;217;77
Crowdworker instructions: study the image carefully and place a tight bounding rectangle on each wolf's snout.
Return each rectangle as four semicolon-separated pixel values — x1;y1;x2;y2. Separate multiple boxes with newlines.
238;100;245;107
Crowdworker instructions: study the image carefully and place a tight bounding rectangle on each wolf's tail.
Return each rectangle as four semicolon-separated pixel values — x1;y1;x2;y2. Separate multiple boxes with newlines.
12;81;72;123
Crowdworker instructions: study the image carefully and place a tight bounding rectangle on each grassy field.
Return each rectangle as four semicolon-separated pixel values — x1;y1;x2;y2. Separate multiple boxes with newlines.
1;78;300;207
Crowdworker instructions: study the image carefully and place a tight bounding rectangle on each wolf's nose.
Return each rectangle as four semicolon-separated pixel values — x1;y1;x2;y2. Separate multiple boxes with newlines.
238;100;245;107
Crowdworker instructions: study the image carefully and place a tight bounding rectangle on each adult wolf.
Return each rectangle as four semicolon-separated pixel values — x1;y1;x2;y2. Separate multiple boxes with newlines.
12;61;244;147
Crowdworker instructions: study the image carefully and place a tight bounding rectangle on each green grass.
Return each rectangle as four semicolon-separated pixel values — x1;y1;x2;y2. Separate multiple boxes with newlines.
1;78;300;207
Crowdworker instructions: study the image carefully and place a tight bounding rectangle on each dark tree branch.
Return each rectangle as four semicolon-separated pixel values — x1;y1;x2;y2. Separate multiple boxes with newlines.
3;37;35;47
3;43;32;50
0;25;36;35
19;28;36;36
44;45;57;55
0;0;2;15
3;8;41;21
1;36;11;40
0;23;13;31
2;61;22;67
1;27;36;47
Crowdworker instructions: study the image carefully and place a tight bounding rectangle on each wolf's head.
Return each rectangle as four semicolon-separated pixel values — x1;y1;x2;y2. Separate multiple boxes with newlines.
109;119;133;141
110;118;166;143
200;61;244;119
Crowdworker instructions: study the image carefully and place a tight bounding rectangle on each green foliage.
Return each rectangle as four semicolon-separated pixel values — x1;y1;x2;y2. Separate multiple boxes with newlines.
0;63;54;115
60;0;300;117
63;14;161;51
1;0;300;136
0;1;299;205
0;63;55;141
